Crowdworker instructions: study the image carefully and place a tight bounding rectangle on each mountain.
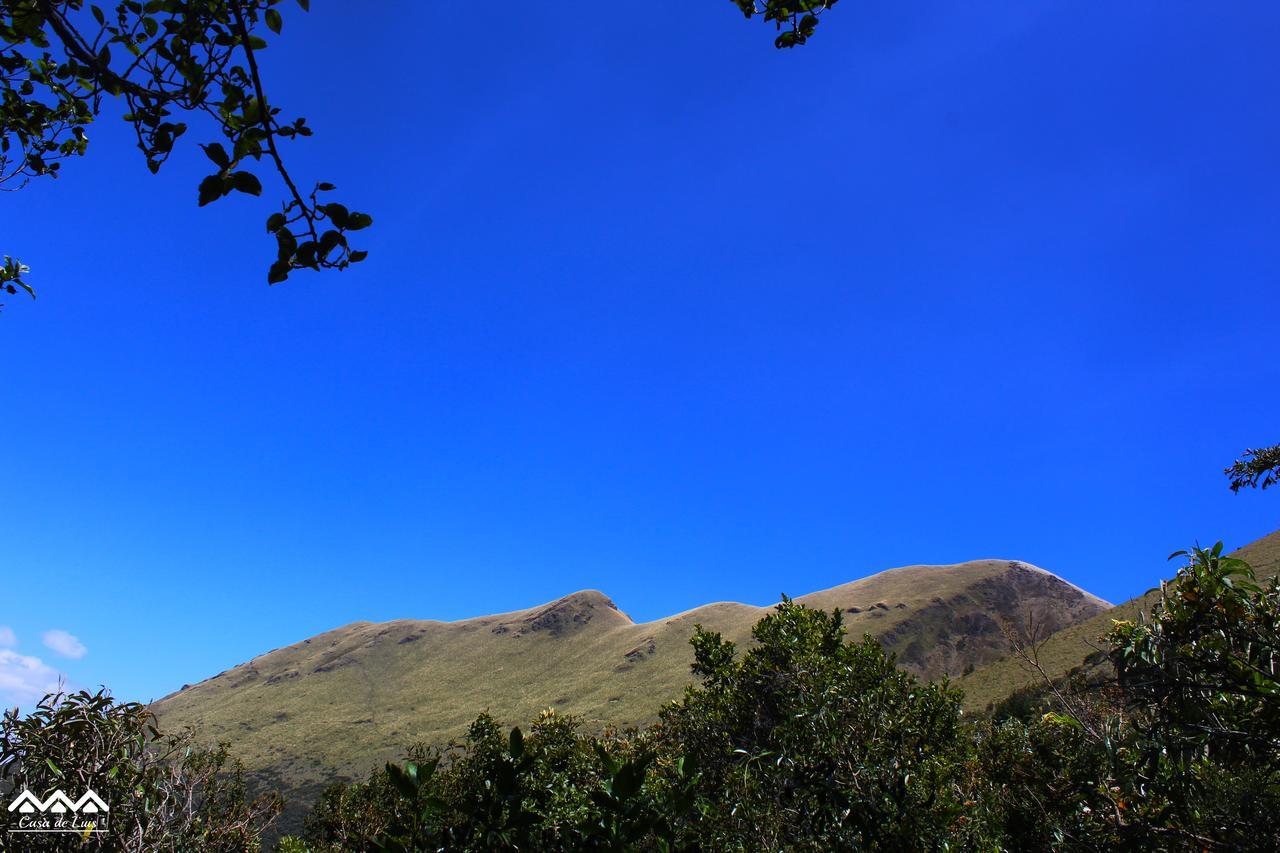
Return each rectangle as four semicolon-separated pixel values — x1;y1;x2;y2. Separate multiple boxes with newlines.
958;528;1280;712
153;558;1107;829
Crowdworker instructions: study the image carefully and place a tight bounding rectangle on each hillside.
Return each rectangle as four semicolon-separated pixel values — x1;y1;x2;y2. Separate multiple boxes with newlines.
958;528;1280;712
153;559;1107;827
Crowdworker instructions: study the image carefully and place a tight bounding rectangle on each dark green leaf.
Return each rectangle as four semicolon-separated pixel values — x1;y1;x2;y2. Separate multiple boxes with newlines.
198;174;226;206
201;142;230;169
230;171;262;196
267;260;290;284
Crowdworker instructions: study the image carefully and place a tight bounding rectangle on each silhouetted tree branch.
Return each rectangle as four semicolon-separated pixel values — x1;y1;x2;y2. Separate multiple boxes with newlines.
1226;444;1280;493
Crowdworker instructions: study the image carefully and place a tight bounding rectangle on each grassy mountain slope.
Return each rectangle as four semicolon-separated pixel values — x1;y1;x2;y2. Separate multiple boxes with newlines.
957;528;1280;712
153;559;1107;825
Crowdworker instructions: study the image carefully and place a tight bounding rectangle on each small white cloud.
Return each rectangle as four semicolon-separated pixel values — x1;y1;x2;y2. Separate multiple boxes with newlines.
0;626;14;647
42;630;87;660
0;649;63;709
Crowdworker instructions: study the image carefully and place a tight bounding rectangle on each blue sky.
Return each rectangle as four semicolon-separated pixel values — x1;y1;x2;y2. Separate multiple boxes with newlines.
1;1;1278;707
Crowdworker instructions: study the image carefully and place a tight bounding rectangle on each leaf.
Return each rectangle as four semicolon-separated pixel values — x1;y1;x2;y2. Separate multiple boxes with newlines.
275;228;298;257
320;202;349;228
612;757;650;801
201;142;231;169
265;8;283;34
230;171;262;196
198;174;226;206
295;241;318;268
318;229;345;258
233;131;262;161
1041;711;1083;730
509;727;524;759
594;742;621;777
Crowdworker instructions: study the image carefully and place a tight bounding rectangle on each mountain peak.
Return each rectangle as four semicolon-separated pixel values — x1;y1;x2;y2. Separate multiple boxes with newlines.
561;589;623;611
486;589;632;639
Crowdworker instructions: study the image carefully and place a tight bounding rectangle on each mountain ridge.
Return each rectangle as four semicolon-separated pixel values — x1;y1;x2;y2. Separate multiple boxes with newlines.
154;556;1109;837
159;560;1108;706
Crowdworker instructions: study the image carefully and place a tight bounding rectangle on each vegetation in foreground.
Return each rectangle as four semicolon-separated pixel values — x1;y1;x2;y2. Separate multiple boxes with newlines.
3;542;1278;851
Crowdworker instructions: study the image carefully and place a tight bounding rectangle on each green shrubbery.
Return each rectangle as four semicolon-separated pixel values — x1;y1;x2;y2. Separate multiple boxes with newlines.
0;689;281;851
5;543;1278;850
287;548;1280;851
657;600;979;850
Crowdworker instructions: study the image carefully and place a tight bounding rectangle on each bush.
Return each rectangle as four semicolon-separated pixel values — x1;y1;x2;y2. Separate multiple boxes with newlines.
301;710;697;852
977;543;1280;851
0;689;281;851
658;598;983;849
1105;543;1280;848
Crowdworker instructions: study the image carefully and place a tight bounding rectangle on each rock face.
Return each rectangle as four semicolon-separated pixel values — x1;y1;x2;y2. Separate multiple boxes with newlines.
958;529;1280;713
152;559;1109;835
490;591;628;638
879;562;1107;679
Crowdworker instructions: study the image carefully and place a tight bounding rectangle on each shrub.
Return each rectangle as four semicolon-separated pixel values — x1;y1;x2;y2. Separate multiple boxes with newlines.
302;710;697;852
0;689;281;851
658;598;982;850
1105;543;1280;848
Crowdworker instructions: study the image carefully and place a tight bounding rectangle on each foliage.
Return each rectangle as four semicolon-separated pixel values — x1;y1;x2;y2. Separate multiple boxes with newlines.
976;544;1280;851
1226;444;1280;492
300;752;404;850
0;688;281;850
659;597;982;849
0;0;371;298
0;253;31;308
0;1;840;311
975;708;1126;850
298;710;697;852
727;1;841;48
1111;544;1280;756
1104;543;1280;848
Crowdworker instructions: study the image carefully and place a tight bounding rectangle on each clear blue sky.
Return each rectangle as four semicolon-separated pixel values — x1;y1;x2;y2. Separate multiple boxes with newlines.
1;1;1277;707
